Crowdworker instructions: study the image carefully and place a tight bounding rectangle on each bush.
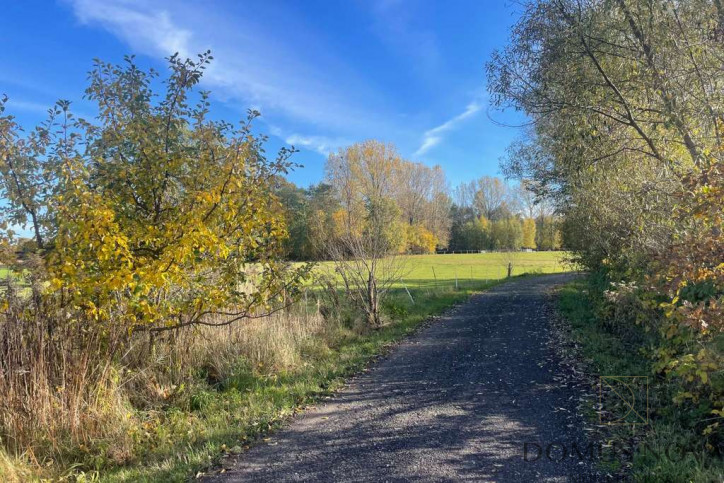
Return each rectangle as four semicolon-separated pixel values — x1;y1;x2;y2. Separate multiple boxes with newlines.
405;224;438;254
569;274;723;473
559;278;724;481
0;53;308;335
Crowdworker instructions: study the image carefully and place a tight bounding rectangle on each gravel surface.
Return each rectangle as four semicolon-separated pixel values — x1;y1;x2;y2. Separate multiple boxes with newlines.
205;274;598;482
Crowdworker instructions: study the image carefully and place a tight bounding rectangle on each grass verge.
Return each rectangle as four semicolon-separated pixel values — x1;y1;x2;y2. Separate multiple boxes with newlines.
557;278;724;482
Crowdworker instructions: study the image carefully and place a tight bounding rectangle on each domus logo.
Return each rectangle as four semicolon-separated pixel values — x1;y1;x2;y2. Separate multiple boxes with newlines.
599;376;649;425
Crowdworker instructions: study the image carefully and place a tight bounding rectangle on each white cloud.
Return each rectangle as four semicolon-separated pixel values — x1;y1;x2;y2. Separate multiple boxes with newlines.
3;98;94;120
63;0;394;137
61;1;482;161
265;123;346;155
70;0;191;58
4;98;52;114
414;100;483;156
285;133;347;156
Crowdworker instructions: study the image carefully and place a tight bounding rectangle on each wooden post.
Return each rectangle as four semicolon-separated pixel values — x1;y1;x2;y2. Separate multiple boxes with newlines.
507;262;512;278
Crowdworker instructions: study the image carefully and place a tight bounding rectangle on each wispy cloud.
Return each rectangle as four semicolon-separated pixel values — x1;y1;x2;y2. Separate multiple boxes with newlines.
63;0;394;143
70;0;192;57
60;0;486;166
3;98;53;114
3;98;94;119
285;134;347;156
414;100;483;156
267;124;346;156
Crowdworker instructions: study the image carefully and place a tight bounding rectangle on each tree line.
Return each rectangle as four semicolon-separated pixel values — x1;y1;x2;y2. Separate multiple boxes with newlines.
274;145;561;261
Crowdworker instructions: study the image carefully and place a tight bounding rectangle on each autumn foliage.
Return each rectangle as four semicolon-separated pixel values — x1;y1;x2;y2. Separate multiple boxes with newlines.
0;54;309;474
1;53;307;332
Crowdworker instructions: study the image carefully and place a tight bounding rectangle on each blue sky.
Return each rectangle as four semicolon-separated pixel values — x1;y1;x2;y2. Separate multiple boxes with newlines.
0;0;526;187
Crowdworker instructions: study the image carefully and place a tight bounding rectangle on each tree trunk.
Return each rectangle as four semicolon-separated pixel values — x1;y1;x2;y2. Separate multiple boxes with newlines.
367;271;380;328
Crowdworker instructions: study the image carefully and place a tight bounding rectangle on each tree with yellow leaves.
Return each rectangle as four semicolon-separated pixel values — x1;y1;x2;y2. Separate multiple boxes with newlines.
405;224;438;254
0;53;308;332
521;218;536;249
324;141;408;328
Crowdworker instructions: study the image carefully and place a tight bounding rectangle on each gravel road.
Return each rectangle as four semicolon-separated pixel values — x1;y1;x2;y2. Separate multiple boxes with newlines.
205;274;598;482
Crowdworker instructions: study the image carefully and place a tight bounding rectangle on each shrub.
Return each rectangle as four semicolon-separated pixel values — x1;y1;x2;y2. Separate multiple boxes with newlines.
0;53;308;335
405;224;438;254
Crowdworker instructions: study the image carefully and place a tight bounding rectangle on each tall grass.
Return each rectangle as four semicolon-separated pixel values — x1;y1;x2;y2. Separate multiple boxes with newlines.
0;277;335;479
0;448;34;483
0;283;134;471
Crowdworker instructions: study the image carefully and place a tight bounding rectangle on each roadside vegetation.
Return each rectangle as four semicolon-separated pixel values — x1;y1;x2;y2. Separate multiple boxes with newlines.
559;278;724;482
0;259;565;482
488;0;724;480
101;277;513;482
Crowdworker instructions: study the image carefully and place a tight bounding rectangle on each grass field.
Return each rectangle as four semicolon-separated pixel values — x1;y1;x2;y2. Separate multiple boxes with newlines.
401;251;569;283
316;251;571;290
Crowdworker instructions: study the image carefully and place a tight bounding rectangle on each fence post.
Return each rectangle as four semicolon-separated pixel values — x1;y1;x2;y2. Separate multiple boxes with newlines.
304;290;309;317
403;281;415;305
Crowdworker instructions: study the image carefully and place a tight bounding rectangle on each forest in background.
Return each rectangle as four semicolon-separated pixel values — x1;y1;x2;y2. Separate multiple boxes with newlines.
274;158;560;261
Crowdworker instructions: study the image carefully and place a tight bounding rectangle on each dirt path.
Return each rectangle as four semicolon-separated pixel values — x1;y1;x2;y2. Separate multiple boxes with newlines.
205;274;597;482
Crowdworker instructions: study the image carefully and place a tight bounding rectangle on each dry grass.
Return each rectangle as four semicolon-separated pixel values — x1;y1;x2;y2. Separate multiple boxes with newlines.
0;281;331;478
0;448;35;483
0;286;135;472
121;306;330;406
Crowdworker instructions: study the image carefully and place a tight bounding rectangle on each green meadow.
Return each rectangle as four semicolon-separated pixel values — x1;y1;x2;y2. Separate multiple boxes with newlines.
315;251;571;289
